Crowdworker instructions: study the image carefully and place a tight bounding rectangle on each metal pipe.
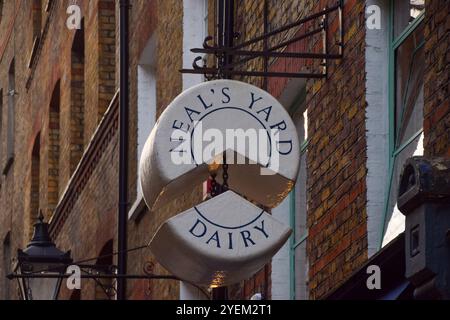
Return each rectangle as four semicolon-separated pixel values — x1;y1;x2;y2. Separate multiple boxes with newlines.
263;0;268;90
212;0;234;300
118;0;130;301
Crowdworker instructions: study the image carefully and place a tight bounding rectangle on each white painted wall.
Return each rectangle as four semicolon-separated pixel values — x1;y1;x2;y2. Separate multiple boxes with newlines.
271;196;291;300
129;34;157;220
365;0;425;251
137;64;156;186
180;0;209;300
365;0;390;257
271;81;308;300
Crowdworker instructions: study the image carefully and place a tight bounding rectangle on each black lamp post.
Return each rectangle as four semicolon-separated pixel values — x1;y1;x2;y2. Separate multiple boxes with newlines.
14;212;72;300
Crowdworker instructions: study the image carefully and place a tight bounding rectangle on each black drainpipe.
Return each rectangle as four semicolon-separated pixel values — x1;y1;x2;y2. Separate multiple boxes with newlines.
212;0;234;300
118;0;130;301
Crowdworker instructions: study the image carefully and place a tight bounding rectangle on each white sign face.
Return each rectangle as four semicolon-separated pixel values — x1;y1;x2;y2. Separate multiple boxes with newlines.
149;191;292;287
139;80;300;211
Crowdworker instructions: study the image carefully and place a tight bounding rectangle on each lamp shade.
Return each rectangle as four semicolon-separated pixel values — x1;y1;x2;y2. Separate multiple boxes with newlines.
15;214;72;300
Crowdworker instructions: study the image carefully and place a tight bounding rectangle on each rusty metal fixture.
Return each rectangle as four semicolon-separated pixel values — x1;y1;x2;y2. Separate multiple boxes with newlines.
180;1;344;79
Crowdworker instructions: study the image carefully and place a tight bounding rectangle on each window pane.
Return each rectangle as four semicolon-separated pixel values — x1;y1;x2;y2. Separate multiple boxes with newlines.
395;21;424;147
291;105;308;300
294;241;308;300
394;0;425;39
291;106;308;243
383;133;423;246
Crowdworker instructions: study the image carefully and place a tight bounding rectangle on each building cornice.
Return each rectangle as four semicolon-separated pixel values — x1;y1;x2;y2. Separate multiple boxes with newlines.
49;90;119;238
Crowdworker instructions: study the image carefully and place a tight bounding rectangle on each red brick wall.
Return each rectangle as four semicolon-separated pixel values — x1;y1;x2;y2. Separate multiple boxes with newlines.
98;0;116;119
423;0;449;158
0;0;119;299
305;0;368;299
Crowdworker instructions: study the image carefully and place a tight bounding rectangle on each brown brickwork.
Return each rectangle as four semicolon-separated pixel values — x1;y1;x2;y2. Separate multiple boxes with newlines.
305;0;368;300
98;0;116;120
70;28;85;175
126;1;205;300
0;0;448;301
230;0;369;300
423;0;450;158
0;0;121;299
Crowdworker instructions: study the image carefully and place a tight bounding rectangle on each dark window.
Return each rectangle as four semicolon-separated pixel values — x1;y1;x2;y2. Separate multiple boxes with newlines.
70;24;85;174
30;133;40;238
394;0;425;38
32;0;42;39
94;240;114;300
48;81;60;216
2;232;11;300
0;1;4;25
98;1;116;118
4;59;15;175
394;22;424;146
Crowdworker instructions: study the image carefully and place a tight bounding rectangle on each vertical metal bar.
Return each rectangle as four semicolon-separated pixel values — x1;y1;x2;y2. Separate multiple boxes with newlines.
118;0;130;300
338;0;343;56
289;189;296;300
217;0;225;75
212;0;233;300
224;0;234;79
217;0;224;47
263;0;269;90
322;9;328;76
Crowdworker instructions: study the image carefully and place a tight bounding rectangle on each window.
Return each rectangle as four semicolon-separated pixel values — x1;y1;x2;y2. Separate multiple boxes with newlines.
2;232;11;300
271;91;308;300
70;26;85;174
32;0;42;39
30;133;41;238
393;0;425;39
4;59;15;175
0;1;4;25
98;0;116;118
182;0;209;89
381;0;425;246
48;81;60;216
289;101;309;300
129;34;157;220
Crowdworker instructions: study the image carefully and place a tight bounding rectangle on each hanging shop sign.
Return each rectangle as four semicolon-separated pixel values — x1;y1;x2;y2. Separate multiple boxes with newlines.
139;79;300;211
140;79;300;286
150;191;291;287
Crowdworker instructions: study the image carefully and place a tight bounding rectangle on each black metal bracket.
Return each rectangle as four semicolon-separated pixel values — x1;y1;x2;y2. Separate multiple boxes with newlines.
7;261;211;300
180;0;343;80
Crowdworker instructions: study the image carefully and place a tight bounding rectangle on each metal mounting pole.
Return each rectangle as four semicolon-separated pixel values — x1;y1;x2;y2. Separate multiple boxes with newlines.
118;0;130;301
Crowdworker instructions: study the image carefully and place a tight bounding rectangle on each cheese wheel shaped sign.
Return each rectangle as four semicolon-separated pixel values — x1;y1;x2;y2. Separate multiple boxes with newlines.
139;80;300;211
149;191;292;287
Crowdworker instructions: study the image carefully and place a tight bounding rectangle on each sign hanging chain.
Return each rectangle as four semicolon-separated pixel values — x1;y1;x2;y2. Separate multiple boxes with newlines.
222;153;229;192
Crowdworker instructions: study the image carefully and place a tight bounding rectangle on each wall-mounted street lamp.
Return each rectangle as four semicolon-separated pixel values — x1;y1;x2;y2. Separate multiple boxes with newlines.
7;213;208;300
13;212;72;300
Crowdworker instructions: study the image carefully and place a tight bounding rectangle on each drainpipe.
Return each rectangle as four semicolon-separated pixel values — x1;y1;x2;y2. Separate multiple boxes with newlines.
118;0;130;301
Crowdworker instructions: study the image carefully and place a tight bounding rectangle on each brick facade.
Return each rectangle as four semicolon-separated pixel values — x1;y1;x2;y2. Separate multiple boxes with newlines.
0;0;119;299
305;0;368;299
0;0;448;301
423;0;449;158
